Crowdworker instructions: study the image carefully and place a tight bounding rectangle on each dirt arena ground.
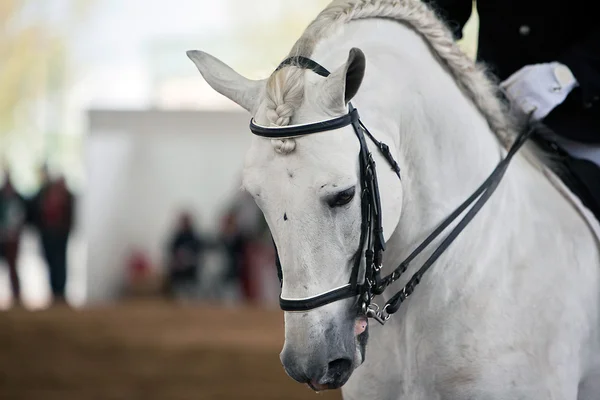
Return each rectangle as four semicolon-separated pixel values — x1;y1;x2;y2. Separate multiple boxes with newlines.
0;301;342;400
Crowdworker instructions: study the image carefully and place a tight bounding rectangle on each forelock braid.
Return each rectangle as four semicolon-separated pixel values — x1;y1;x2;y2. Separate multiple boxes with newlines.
265;66;306;154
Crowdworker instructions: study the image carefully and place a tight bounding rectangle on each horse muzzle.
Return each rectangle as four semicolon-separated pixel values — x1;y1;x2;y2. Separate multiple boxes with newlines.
280;350;354;390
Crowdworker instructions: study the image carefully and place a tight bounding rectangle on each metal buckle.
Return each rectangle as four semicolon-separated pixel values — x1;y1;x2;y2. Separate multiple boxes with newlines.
373;262;382;272
365;303;390;325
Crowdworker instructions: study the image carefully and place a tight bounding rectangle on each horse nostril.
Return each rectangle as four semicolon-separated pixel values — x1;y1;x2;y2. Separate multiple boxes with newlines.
326;358;353;380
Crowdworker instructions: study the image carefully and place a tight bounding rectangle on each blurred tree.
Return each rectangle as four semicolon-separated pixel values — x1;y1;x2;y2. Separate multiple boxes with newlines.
1;1;60;139
0;0;93;191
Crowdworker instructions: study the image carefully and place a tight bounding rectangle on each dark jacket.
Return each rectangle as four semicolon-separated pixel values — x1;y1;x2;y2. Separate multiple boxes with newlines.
169;229;203;281
423;0;600;144
29;182;75;235
0;188;27;244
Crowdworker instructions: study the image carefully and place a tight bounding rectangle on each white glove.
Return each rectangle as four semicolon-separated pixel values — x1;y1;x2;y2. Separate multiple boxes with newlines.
500;62;579;121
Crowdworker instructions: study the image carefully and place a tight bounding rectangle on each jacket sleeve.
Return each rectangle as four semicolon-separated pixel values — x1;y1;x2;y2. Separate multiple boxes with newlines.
422;0;473;40
543;28;600;144
557;28;600;109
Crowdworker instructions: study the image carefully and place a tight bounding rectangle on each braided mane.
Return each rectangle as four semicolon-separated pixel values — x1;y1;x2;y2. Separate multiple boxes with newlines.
266;0;532;164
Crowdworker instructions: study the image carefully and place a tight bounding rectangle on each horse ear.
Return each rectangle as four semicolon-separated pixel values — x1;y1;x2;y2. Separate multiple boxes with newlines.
186;50;266;113
343;48;366;103
322;48;366;109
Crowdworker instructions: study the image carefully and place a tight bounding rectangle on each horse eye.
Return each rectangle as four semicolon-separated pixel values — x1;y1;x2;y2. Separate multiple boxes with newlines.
328;187;356;208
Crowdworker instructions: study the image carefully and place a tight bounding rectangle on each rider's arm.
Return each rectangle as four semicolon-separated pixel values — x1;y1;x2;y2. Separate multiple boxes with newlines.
557;28;600;114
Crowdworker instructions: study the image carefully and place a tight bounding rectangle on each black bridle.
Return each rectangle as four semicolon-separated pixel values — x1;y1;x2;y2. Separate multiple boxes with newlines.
249;56;531;325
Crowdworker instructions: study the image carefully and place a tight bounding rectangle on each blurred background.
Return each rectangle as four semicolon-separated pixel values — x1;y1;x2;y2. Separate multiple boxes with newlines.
0;1;478;398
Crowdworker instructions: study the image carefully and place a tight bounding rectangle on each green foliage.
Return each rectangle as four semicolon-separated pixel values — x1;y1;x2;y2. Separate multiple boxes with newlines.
0;0;92;191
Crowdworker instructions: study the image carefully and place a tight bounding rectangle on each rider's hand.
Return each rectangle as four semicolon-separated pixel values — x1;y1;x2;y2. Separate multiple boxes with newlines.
500;62;579;121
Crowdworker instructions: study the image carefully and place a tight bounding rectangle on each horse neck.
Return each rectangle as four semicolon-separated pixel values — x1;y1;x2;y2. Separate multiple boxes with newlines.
381;26;518;279
389;53;509;266
314;19;522;280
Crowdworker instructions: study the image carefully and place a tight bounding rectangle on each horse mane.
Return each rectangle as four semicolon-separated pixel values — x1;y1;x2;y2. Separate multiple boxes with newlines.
266;0;545;168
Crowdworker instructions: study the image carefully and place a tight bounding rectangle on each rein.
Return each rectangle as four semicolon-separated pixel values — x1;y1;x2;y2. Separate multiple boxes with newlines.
249;56;531;324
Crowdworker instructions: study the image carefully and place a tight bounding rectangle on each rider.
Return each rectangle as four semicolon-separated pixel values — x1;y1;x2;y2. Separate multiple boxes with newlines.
423;0;600;218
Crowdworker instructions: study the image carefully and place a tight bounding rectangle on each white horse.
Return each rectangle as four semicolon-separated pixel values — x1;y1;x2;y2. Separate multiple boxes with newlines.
187;0;600;398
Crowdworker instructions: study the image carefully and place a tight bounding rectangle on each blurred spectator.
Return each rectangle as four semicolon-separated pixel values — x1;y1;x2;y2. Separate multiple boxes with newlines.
164;211;207;300
30;171;75;305
0;169;27;306
218;212;244;296
123;248;161;299
220;190;273;303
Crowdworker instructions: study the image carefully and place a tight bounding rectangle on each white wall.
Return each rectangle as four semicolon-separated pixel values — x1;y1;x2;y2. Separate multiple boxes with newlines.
84;109;253;303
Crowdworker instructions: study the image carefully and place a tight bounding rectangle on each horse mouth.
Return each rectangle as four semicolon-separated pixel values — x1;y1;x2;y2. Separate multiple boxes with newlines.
308;375;351;391
307;382;329;392
356;316;369;364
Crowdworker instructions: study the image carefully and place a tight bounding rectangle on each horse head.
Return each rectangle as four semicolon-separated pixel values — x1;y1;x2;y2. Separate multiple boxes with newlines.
187;48;403;389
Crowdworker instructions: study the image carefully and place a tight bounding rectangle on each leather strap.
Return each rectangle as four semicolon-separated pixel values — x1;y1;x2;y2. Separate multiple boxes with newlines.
250;108;360;138
275;56;331;77
280;283;360;311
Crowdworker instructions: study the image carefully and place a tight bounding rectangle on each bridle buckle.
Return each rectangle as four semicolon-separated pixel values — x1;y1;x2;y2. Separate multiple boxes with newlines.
365;303;390;325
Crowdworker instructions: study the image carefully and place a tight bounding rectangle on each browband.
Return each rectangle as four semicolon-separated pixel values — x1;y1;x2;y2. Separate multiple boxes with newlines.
250;108;360;138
